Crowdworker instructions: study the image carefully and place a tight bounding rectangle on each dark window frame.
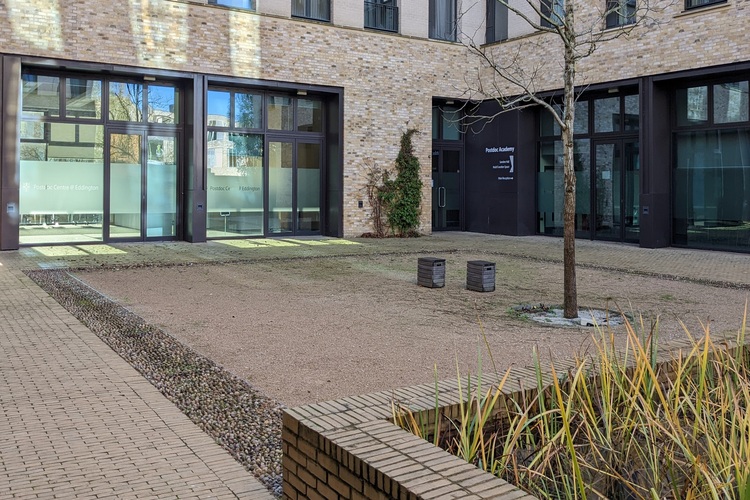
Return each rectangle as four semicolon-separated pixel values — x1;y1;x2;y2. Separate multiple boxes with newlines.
292;0;331;22
541;0;564;27
364;0;399;33
684;0;726;10
485;0;508;43
207;0;255;11
429;0;457;41
673;77;750;130
605;0;636;28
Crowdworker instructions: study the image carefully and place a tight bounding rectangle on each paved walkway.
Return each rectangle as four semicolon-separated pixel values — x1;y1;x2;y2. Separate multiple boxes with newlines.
0;267;273;497
0;233;748;499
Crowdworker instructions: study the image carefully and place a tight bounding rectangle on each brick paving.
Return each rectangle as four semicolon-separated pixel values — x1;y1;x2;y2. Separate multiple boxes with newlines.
0;233;748;499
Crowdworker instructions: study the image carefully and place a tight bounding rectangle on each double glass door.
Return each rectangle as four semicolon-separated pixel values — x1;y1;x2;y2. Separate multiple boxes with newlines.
266;138;322;235
431;147;462;230
106;130;178;241
593;140;639;242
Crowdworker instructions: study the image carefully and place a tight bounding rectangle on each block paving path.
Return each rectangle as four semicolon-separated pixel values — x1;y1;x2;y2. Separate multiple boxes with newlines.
0;233;749;499
0;266;272;499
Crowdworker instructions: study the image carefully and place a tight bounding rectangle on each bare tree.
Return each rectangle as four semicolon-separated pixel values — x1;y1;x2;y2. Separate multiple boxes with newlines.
461;0;663;318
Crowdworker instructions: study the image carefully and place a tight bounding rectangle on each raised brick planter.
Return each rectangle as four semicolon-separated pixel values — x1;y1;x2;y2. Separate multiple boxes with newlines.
282;330;743;499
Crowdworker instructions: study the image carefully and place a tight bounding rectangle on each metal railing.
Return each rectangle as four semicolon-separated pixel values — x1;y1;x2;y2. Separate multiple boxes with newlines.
364;1;399;33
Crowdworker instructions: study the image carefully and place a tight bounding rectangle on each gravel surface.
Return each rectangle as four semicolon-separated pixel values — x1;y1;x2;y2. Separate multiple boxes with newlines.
25;250;750;498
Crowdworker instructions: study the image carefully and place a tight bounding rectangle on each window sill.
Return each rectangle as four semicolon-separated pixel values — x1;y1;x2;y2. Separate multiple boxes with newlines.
675;1;730;17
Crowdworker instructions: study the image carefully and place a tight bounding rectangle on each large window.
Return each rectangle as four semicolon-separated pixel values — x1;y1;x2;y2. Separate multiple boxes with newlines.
486;0;508;43
207;89;265;237
538;93;640;242
207;0;255;10
606;0;636;28
429;0;457;41
673;80;750;252
541;0;565;27
292;0;331;21
685;0;726;9
365;0;399;32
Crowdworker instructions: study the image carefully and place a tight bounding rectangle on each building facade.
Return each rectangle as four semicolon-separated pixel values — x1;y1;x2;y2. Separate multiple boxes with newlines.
1;0;749;253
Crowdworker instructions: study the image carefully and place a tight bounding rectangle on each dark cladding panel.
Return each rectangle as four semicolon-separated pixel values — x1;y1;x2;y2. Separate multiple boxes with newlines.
1;56;21;250
325;92;342;237
640;77;670;248
183;74;206;243
465;102;523;234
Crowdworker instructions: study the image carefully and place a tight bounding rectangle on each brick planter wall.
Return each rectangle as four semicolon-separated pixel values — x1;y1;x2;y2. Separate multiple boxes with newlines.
282;330;744;499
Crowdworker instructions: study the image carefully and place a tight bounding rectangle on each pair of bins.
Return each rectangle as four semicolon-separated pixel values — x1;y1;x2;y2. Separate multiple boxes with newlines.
417;257;495;292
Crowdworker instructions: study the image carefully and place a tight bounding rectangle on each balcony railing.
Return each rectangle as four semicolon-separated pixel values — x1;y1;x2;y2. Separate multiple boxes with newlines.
364;1;399;33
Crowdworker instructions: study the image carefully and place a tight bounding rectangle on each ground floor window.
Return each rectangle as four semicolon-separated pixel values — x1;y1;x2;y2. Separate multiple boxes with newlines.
673;129;750;251
205;88;324;238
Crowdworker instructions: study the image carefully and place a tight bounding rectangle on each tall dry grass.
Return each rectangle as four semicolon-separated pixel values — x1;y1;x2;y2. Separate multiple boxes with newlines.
394;305;750;499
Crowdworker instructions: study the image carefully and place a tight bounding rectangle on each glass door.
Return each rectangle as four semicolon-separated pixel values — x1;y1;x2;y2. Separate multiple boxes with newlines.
106;130;178;241
593;140;639;242
107;132;142;240
266;138;322;235
431;147;462;230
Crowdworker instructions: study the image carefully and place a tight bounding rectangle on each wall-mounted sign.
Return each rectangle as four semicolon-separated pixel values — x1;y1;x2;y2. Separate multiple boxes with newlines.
486;146;516;182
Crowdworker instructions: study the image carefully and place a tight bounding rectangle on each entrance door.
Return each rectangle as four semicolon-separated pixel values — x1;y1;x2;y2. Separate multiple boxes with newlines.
266;138;322;235
593;140;639;242
431;148;462;230
106;131;178;241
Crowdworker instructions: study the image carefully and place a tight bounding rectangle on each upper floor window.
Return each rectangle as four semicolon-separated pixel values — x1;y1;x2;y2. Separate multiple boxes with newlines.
429;0;457;41
685;0;726;9
292;0;331;22
486;0;508;43
365;0;399;32
605;0;636;28
541;0;564;27
208;0;255;10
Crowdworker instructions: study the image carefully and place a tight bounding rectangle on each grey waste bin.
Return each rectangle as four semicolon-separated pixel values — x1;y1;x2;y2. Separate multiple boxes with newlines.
417;257;446;288
467;260;495;292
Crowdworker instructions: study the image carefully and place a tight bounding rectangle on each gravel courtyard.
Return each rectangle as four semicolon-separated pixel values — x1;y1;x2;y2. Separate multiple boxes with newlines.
75;248;750;408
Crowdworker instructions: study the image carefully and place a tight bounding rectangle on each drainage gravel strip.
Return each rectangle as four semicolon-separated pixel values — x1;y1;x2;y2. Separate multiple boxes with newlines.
26;269;284;498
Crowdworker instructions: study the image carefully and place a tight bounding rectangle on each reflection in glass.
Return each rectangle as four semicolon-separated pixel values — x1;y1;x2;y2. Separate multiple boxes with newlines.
297;99;322;132
442;106;461;140
674;129;750;251
207;90;231;127
206;132;264;236
297;143;321;232
595;143;621;239
268;141;294;233
148;85;178;124
21;74;60;118
676;86;708;126
624;141;640;242
147;136;177;237
109;82;144;122
109;133;142;238
19;123;104;244
537;139;590;236
432;107;440;140
594;97;620;133
268;96;294;130
234;92;263;129
714;81;749;124
66;78;102;119
442;150;461;228
624;94;639;131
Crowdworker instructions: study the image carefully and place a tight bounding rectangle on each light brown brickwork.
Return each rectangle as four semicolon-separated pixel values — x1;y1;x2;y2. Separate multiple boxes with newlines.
1;0;747;238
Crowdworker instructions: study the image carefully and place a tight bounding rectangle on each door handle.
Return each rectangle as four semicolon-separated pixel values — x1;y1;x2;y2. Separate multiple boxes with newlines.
439;187;446;208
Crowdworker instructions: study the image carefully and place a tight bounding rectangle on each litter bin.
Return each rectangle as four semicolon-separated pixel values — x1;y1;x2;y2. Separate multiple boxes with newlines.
417;257;446;288
467;260;495;292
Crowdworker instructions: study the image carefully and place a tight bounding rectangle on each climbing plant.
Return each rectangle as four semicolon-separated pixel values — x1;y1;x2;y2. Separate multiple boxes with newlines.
385;128;422;236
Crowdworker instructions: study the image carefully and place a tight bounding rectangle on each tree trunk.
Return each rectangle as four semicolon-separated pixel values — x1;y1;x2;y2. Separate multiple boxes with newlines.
562;12;578;319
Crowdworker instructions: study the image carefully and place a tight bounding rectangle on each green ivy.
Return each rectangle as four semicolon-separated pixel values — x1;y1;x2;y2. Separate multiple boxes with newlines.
382;128;422;236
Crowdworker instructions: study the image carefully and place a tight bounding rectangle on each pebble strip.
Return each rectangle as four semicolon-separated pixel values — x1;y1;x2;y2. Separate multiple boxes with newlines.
26;269;284;497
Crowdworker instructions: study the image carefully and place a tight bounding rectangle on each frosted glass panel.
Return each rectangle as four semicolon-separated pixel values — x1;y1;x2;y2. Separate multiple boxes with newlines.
109;133;142;238
147;136;177;237
268;141;293;233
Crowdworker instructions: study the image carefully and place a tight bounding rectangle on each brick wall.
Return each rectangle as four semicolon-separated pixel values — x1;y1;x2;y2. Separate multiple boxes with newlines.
1;0;748;237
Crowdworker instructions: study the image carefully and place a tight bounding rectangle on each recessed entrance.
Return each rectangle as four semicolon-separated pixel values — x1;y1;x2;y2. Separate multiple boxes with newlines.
431;147;462;230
